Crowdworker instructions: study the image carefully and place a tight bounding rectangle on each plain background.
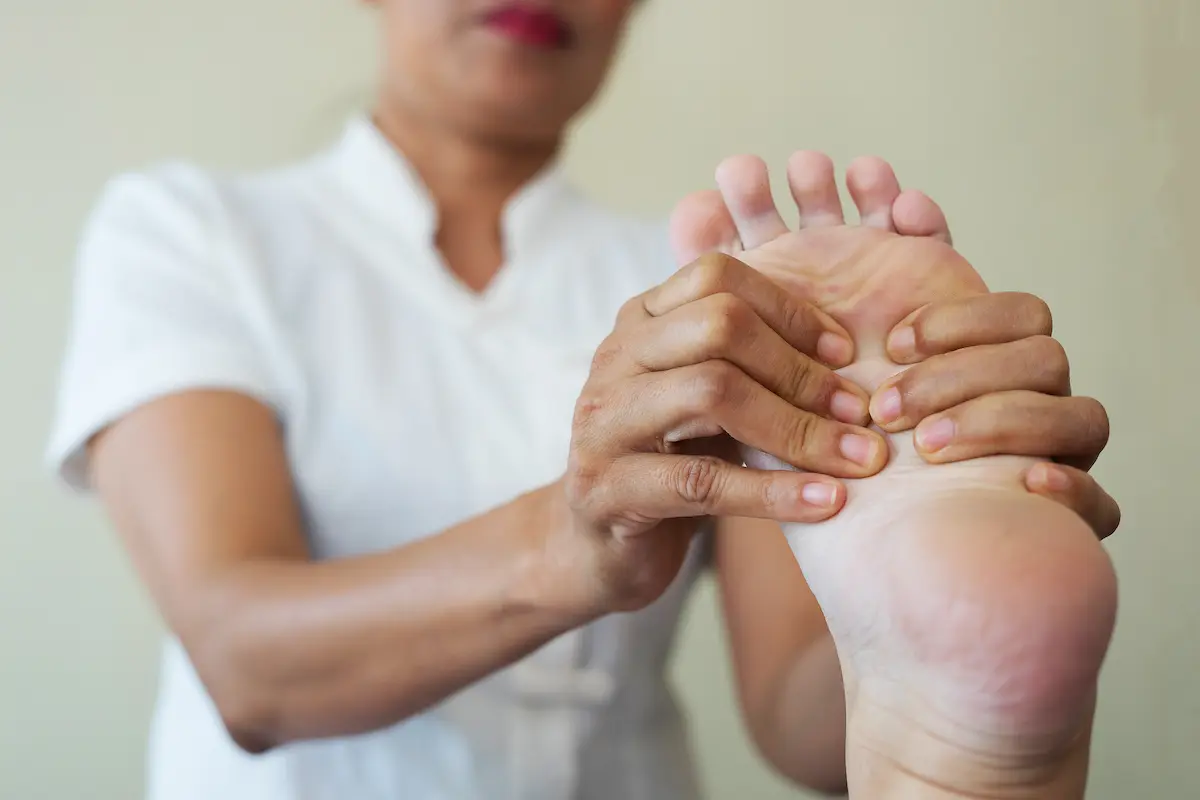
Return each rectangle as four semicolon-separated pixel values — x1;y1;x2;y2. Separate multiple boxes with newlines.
2;1;1197;797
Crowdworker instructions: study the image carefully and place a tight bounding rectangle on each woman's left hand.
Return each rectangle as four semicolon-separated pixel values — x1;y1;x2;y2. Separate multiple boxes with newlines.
869;291;1121;539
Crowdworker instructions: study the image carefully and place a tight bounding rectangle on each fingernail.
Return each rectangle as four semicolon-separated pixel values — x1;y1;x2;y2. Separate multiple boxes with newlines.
840;433;879;466
817;332;853;365
888;326;916;360
802;482;838;507
1029;463;1070;492
872;387;903;424
915;416;955;452
831;390;867;423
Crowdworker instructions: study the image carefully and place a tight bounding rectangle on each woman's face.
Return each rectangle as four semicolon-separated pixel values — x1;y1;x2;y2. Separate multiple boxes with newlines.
369;0;637;144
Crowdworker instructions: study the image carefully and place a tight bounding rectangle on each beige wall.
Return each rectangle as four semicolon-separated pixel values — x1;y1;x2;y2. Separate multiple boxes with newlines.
2;1;1196;797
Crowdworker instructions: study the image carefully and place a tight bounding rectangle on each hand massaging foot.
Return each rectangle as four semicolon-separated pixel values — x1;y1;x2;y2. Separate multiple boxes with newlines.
669;153;1117;797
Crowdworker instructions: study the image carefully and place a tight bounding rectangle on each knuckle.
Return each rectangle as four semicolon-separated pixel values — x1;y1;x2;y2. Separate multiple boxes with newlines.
1034;335;1071;386
1032;334;1068;368
615;294;647;324
701;293;751;350
589;334;623;374
616;296;638;318
785;411;823;458
776;296;808;340
563;454;606;511
783;356;827;406
1017;293;1054;334
669;456;725;510
572;386;606;430
1079;397;1111;447
689;252;736;296
691;361;740;410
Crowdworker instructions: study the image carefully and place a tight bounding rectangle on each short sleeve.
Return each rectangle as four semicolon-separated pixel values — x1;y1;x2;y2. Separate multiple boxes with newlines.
45;166;279;491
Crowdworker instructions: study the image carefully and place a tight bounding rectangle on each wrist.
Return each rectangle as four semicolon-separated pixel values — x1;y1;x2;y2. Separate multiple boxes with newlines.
507;482;611;626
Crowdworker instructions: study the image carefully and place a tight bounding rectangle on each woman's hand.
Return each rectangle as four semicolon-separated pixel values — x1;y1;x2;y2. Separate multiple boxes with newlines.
560;252;889;612
871;292;1121;538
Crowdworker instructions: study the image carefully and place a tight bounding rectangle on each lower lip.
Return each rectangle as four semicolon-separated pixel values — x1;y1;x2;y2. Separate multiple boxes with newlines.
483;9;569;49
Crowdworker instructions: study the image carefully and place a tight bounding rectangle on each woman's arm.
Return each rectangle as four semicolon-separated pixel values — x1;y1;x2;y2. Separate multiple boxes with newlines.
94;254;882;756
92;389;598;754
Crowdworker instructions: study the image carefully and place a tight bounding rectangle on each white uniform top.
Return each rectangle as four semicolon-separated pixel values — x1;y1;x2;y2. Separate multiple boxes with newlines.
46;117;712;800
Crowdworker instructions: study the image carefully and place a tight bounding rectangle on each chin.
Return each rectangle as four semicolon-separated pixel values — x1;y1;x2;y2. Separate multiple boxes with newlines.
464;77;590;143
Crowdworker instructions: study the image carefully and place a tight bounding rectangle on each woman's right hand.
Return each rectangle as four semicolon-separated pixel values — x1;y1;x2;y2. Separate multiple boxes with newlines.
559;252;890;613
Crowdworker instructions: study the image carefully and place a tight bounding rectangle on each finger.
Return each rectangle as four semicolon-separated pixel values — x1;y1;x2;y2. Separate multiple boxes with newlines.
633;293;871;424
1024;462;1122;540
786;151;845;228
845;155;902;230
584;453;847;524
887;292;1053;364
612;291;651;329
714;154;790;249
644;252;854;368
912;392;1109;468
582;361;888;477
870;337;1071;432
892;189;953;245
668;189;741;265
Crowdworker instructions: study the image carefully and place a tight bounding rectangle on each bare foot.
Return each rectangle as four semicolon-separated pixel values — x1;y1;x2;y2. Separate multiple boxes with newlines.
669;154;1118;798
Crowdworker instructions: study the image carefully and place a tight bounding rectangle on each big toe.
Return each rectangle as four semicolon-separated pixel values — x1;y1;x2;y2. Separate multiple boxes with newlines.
668;189;741;265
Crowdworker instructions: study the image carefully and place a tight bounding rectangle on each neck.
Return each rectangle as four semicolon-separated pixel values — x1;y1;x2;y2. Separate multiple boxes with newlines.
371;103;562;292
374;102;560;223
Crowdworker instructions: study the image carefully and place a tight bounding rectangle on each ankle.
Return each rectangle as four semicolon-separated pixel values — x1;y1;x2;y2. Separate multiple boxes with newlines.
845;694;1094;799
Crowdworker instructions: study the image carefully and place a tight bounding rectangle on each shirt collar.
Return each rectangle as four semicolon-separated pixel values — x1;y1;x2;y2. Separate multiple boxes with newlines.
329;114;574;259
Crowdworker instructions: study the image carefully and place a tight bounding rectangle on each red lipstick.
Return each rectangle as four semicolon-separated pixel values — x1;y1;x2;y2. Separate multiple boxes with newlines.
482;4;572;49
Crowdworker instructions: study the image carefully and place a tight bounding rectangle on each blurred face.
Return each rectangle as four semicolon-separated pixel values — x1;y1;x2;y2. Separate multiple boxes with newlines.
368;0;637;145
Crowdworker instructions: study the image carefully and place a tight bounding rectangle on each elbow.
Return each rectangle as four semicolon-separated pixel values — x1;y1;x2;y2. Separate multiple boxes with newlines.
217;700;281;757
209;669;285;755
187;628;287;755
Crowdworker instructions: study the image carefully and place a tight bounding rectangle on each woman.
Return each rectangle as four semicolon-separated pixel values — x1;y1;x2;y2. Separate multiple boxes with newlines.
47;1;1118;798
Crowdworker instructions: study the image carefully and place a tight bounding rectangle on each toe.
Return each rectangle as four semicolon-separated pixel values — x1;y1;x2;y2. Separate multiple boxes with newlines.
846;155;902;230
668;189;741;265
893;189;953;244
714;154;790;249
786;150;845;228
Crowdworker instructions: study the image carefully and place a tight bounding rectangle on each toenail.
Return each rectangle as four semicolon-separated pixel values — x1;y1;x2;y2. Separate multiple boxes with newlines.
916;417;955;452
840;433;879;466
873;387;903;424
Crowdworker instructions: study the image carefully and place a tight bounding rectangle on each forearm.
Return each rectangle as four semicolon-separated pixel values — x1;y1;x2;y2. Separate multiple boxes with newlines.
753;633;848;795
186;483;596;752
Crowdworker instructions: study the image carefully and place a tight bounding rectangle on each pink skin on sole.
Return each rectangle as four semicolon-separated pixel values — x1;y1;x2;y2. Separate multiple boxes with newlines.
669;153;1116;794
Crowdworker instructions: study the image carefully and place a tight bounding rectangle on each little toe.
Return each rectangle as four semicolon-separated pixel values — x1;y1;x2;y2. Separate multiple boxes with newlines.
892;189;953;244
714;154;790;249
846;155;902;230
786;150;845;228
668;189;741;265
